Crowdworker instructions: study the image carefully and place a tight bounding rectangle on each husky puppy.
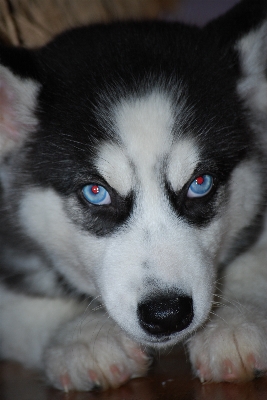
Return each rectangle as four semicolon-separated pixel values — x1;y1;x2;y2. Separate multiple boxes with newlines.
0;0;267;391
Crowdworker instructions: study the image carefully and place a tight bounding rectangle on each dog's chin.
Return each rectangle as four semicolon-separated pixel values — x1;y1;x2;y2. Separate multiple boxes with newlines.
130;329;192;348
137;335;184;349
143;337;174;347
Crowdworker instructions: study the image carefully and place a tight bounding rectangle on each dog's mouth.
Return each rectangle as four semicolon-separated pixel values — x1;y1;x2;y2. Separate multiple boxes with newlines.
144;336;172;344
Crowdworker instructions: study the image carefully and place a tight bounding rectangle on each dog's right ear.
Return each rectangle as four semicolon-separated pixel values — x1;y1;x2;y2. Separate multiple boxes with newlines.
0;64;39;157
236;20;267;117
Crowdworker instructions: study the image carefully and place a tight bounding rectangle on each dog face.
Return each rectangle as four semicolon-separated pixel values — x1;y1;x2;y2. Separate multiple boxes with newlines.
0;18;266;346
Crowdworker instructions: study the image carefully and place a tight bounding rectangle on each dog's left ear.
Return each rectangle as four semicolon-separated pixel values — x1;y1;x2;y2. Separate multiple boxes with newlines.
0;65;39;157
237;20;267;116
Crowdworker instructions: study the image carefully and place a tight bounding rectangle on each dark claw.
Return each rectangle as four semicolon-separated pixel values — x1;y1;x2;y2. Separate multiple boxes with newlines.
254;369;266;378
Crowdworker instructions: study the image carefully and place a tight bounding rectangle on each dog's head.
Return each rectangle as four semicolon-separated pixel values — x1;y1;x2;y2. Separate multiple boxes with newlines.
1;1;267;346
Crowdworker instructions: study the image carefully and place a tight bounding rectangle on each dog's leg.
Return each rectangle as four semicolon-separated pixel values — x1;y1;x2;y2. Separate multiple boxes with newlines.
0;285;84;367
0;286;150;391
188;240;267;383
43;312;150;391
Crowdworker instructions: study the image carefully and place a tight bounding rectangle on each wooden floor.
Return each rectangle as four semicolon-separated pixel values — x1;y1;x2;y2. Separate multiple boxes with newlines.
1;346;267;400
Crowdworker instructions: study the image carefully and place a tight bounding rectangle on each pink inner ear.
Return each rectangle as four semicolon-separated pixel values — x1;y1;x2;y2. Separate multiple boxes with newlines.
0;81;20;141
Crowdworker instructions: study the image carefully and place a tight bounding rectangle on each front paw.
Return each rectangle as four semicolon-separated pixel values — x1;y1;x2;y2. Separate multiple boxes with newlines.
188;306;267;383
44;322;151;392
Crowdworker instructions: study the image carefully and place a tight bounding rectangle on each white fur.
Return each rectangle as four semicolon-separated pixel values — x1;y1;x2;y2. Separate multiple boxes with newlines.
188;224;267;382
218;160;263;264
114;91;174;169
167;139;199;192
44;313;150;391
95;143;133;196
19;188;101;296
0;65;39;156
0;284;149;390
0;285;83;367
237;21;267;152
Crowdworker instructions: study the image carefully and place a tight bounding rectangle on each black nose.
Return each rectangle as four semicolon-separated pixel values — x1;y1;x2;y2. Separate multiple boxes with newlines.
137;294;194;337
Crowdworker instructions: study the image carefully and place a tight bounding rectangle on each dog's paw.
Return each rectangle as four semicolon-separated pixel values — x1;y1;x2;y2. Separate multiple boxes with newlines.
188;306;267;383
43;320;150;392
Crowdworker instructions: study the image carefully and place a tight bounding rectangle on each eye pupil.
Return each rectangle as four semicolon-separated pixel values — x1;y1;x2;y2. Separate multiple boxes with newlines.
196;176;204;185
91;185;100;194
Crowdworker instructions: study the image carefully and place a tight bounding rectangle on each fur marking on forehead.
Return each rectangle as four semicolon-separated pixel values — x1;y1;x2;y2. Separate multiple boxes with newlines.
95;143;133;196
167;139;199;192
96;90;200;195
114;91;174;171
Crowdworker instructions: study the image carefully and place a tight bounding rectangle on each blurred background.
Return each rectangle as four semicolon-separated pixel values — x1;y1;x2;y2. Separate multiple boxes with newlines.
165;0;239;25
0;0;241;47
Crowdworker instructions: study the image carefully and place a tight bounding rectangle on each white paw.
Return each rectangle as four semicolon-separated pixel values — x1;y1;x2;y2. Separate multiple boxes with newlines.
43;318;150;391
188;306;267;383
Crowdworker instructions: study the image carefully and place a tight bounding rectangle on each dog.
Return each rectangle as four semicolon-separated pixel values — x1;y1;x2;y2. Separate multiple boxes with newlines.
0;0;267;391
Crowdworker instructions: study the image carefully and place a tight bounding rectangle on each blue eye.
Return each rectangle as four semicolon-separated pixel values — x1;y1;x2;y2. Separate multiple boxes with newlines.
187;175;213;198
82;184;111;205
